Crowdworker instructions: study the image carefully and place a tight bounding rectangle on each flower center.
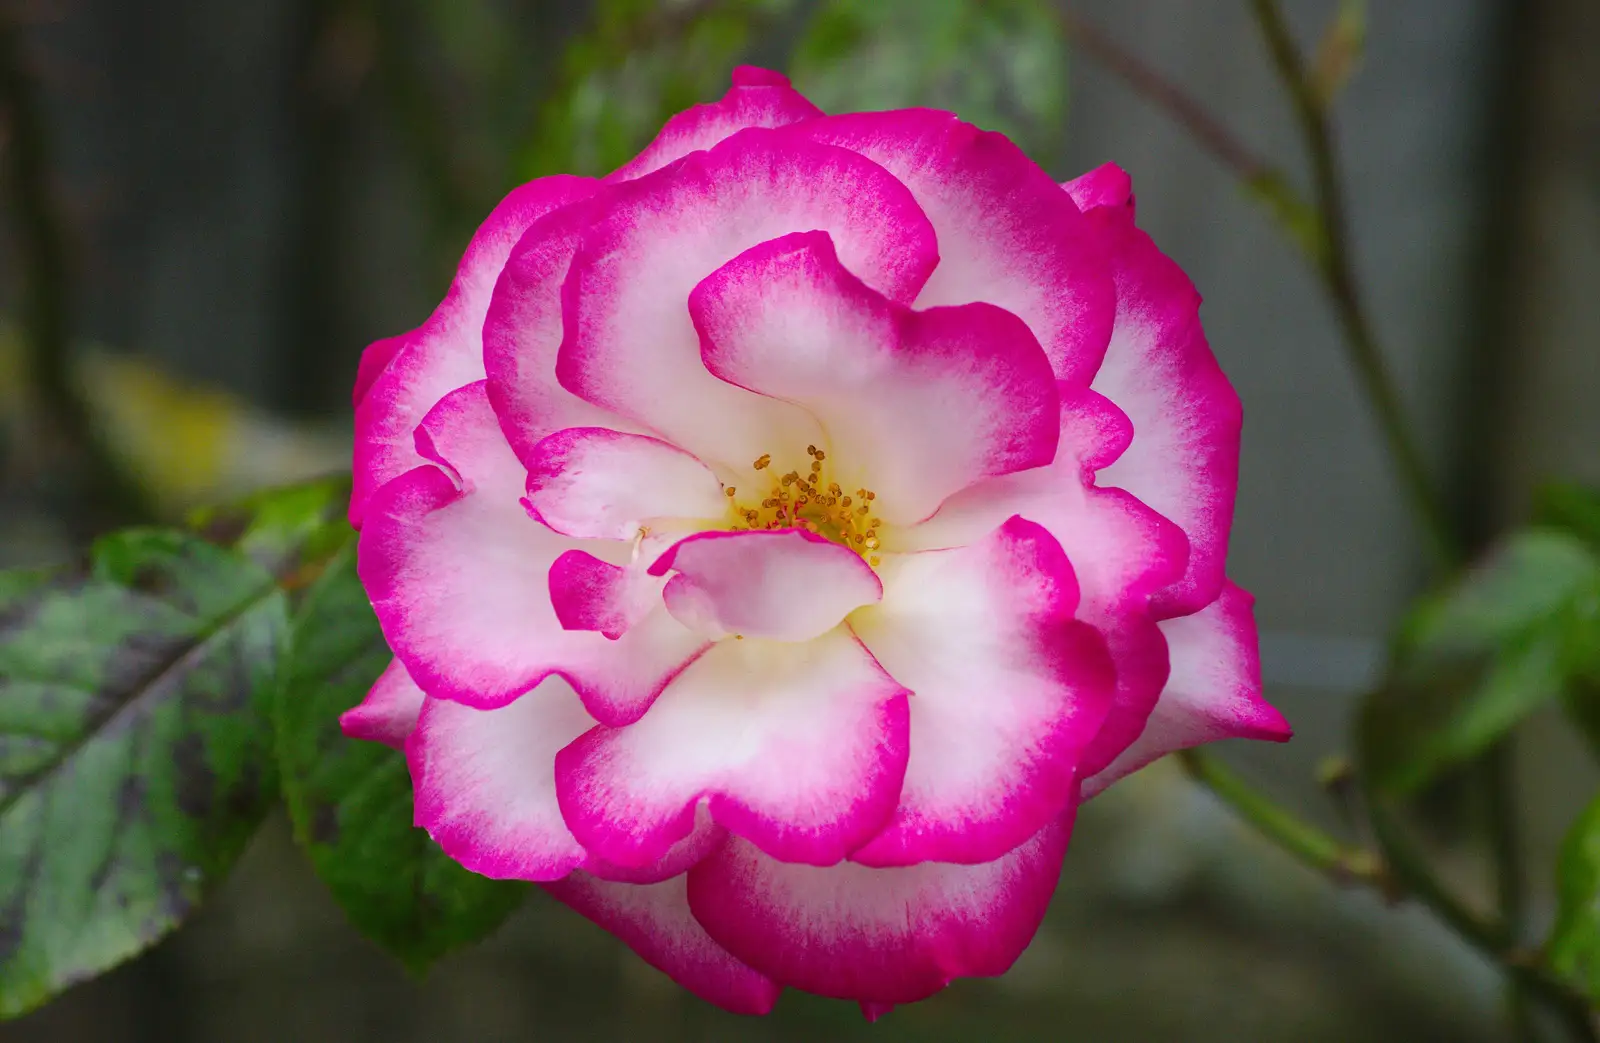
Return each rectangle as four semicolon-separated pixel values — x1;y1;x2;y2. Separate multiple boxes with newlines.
723;446;884;566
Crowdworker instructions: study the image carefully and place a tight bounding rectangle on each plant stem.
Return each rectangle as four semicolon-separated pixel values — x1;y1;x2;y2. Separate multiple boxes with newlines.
0;14;153;528
1177;749;1391;890
1052;8;1283;186
1244;0;1458;572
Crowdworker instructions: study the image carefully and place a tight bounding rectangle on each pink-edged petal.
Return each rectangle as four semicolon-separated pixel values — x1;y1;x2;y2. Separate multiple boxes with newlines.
583;805;727;885
1091;210;1241;618
692;231;1059;525
359;387;706;725
860;1002;897;1022
1063;161;1134;216
338;657;424;749
899;387;1188;780
1084;582;1291;798
544;872;781;1016
549;550;638;640
412;381;527;502
556;628;910;869
649;529;882;643
524;427;728;541
606;67;823;183
405;679;590;881
849;517;1113;866
483;191;640;471
688;805;1076;1004
352;175;595;526
793;110;1114;387
558;127;938;474
352;333;404;410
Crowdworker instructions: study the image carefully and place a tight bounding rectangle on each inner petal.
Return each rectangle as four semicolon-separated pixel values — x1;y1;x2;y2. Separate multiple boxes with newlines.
649;528;883;643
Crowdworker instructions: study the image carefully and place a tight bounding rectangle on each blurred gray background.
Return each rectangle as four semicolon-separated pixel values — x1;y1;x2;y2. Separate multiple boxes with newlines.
3;0;1599;1040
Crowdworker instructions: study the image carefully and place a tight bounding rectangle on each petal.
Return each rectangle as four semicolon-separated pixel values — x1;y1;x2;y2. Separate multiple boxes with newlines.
1062;161;1134;216
338;657;424;749
1083;582;1291;797
483;192;638;471
583;805;727;885
557;127;939;473
406;679;590;881
555;629;910;868
606;67;823;183
649;529;883;643
1090;211;1242;618
793;110;1115;386
849;517;1113;866
692;230;1060;525
359;387;706;725
687;807;1075;1004
524;427;728;541
353;333;404;410
543;872;781;1016
352;175;596;526
413;381;526;503
899;387;1189;781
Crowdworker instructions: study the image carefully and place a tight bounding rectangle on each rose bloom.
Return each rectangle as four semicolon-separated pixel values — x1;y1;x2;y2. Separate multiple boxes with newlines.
342;67;1290;1015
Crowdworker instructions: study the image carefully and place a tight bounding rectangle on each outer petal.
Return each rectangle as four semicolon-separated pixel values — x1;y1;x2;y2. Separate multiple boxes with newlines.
898;388;1188;780
338;657;424;749
849;517;1113;866
692;231;1060;525
483;193;632;469
1091;210;1242;618
1063;161;1134;216
524;427;728;541
406;680;591;881
793;110;1114;386
555;629;910;869
582;805;727;885
352;175;595;525
687;805;1076;1004
649;529;883;643
1083;582;1291;797
544;872;781;1016
606;66;823;183
358;384;706;725
557;128;939;475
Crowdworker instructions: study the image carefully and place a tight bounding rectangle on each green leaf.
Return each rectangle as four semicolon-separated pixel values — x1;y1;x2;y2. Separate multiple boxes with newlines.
275;542;526;973
792;0;1068;160
1358;529;1600;794
516;0;784;180
1550;790;1600;1000
0;530;287;1019
187;473;353;580
1534;481;1600;555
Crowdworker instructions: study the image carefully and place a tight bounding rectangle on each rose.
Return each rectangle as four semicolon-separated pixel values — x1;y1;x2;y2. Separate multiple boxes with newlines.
342;66;1290;1015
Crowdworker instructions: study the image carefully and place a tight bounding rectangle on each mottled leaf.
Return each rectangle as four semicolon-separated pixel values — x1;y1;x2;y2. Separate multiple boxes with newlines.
0;530;286;1019
1358;529;1600;794
275;542;526;973
792;0;1068;160
1550;790;1600;1000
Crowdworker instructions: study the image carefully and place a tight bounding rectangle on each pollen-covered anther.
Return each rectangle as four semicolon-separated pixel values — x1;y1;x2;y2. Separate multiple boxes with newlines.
726;448;884;561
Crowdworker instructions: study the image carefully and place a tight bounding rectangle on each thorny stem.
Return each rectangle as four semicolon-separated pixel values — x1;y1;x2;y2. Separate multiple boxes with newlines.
1244;0;1458;572
1066;3;1591;1033
0;14;153;527
1176;749;1393;892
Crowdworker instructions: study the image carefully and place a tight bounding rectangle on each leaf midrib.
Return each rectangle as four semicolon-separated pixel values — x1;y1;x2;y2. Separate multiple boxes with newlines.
0;578;281;822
